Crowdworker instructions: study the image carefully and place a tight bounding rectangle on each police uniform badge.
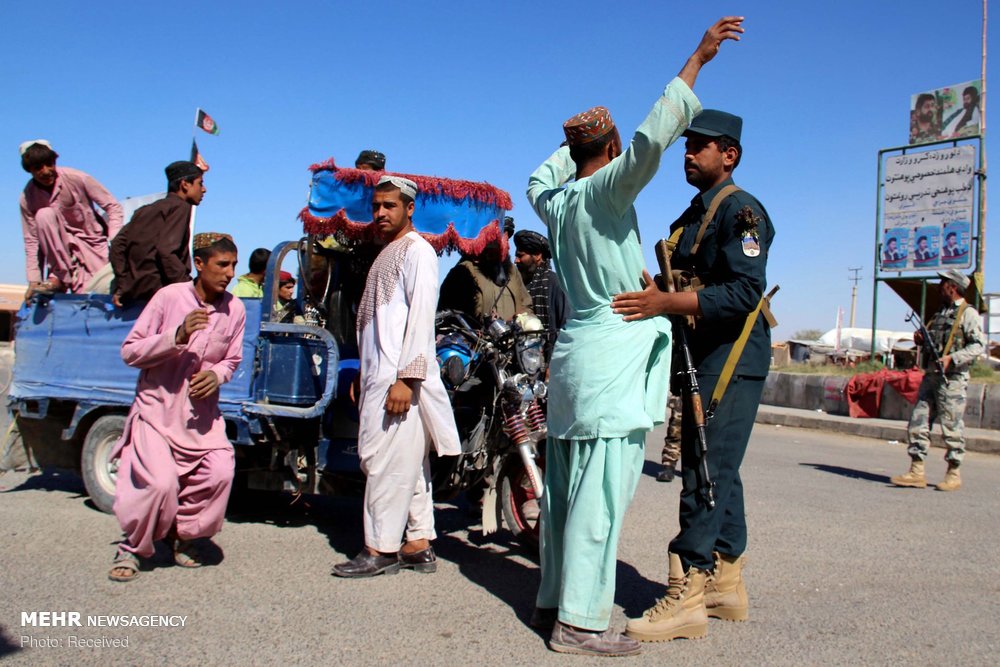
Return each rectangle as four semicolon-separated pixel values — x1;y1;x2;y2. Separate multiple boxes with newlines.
735;205;761;258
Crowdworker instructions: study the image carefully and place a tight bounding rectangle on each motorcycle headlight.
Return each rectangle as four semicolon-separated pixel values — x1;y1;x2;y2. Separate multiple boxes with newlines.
517;339;544;375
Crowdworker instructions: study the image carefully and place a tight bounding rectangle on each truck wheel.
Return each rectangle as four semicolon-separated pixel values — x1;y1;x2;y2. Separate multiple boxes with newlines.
499;454;544;554
81;415;125;514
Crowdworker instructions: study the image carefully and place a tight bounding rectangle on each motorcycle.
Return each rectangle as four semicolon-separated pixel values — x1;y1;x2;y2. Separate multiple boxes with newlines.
433;309;548;549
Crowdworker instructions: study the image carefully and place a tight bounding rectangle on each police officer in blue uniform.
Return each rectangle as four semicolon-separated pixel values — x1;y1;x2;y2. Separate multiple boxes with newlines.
612;110;774;641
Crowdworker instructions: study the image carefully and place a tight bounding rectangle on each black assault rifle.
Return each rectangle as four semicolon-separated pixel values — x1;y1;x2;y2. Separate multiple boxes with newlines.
905;311;946;375
654;239;715;509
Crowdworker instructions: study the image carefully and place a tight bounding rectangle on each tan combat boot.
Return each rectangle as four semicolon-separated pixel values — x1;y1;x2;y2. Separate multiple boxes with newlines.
935;464;961;491
704;552;748;621
890;459;926;488
625;553;708;642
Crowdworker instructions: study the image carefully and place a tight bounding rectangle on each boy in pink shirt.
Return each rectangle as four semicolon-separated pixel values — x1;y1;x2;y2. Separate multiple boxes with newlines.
18;140;123;296
108;232;245;582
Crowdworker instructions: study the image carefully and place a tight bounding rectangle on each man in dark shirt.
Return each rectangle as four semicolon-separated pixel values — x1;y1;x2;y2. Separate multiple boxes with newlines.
612;109;774;641
513;229;569;358
111;161;206;307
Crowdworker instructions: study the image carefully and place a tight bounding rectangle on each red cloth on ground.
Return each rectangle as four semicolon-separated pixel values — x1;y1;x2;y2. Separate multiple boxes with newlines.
846;368;924;418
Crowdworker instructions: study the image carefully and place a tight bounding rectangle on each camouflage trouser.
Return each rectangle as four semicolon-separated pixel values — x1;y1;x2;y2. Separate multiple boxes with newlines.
661;393;682;467
907;372;969;465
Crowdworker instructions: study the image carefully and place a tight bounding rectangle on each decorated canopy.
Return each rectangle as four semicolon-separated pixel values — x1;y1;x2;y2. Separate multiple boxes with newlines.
299;158;513;256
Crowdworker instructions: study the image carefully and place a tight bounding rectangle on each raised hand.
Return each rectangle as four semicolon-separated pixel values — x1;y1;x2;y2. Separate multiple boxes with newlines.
679;16;745;89
693;16;745;66
175;308;209;345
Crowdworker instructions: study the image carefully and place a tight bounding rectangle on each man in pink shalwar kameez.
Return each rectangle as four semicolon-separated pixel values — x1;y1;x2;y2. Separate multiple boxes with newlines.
18;140;123;296
332;176;461;578
108;232;245;582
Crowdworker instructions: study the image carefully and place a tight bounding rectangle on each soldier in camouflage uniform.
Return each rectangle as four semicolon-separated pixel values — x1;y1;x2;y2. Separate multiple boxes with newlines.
891;269;984;492
658;393;682;482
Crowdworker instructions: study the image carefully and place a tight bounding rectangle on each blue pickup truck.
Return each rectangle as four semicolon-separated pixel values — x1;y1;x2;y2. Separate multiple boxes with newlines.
9;240;355;512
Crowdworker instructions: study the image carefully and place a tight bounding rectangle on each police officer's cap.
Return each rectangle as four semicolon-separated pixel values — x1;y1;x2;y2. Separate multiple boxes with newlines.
685;109;742;143
937;269;970;291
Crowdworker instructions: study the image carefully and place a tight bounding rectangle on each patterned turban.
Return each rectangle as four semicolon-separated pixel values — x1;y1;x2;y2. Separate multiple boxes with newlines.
192;232;234;251
563;106;615;145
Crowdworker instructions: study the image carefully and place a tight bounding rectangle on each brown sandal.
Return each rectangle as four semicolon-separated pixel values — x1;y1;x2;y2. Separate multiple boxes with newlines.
108;551;140;582
174;539;203;568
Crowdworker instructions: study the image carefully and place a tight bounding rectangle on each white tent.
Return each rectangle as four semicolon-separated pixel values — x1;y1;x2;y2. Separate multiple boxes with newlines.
819;327;913;353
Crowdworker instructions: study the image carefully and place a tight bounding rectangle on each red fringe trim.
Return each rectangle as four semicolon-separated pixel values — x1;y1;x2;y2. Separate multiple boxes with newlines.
299;208;509;258
306;158;514;211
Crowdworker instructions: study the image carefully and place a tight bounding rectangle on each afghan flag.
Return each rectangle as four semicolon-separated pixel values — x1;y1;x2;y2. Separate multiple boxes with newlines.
191;139;210;172
196;108;220;135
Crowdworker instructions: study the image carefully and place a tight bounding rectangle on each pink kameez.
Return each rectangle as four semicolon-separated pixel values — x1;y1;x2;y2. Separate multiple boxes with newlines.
112;282;246;557
19;166;123;292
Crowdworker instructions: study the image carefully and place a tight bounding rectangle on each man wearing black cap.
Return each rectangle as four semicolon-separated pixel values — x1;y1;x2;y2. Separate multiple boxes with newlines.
355;150;386;171
891;269;983;492
513;229;568;357
613;108;775;641
111;161;205;307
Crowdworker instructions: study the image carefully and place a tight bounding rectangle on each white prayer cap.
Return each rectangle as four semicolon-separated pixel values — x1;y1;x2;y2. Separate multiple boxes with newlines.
19;139;52;156
377;175;418;199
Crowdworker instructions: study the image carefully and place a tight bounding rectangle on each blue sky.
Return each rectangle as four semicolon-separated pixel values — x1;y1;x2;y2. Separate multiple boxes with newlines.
1;1;992;340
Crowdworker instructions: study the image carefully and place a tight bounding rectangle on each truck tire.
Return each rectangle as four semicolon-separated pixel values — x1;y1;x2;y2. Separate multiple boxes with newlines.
81;415;125;514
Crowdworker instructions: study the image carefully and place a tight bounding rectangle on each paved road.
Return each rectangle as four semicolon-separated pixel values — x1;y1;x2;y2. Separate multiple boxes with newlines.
1;423;998;666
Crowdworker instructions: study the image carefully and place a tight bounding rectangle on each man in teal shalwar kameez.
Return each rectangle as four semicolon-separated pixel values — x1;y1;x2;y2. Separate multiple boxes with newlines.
525;17;746;657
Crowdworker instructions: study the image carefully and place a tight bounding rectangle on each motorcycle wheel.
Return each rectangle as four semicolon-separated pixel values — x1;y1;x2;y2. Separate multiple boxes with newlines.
498;453;544;554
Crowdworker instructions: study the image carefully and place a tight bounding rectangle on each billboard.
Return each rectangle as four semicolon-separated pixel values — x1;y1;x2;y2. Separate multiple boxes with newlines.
881;145;975;271
909;80;982;144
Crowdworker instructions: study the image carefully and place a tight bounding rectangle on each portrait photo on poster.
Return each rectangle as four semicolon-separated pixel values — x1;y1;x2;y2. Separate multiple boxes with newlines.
881;227;910;270
941;219;971;267
908;80;982;145
912;222;940;269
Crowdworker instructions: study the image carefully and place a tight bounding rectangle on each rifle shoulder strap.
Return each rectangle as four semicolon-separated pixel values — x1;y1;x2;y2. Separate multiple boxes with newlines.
691;185;742;255
707;286;779;417
942;302;969;357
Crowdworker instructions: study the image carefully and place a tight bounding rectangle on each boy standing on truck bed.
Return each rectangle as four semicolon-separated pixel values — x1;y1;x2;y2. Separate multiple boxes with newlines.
107;232;246;582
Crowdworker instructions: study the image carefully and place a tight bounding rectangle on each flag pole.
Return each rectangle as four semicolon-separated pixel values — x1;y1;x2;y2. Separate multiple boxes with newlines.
190;108;200;246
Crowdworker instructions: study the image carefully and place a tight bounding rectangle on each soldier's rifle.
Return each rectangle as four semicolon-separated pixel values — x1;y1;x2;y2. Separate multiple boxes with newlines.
654;239;716;509
905;311;947;375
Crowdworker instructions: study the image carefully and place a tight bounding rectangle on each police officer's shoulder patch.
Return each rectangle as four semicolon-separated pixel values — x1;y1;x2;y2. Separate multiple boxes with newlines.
735;205;762;257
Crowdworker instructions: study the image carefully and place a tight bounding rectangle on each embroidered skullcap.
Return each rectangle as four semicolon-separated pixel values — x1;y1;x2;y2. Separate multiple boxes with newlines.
19;139;52;156
355;150;386;170
377;175;418;199
513;230;550;259
192;232;233;251
938;269;970;291
563;106;615;145
279;270;295;283
165;160;203;183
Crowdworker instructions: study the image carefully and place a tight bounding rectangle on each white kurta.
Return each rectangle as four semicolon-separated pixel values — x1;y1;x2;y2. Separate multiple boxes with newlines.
356;231;460;551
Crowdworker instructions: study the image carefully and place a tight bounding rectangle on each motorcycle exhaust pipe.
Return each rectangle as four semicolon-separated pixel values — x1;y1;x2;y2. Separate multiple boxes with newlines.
517;442;545;501
504;409;545;500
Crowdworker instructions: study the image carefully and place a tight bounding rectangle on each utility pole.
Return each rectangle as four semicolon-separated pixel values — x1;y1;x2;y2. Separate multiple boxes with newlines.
848;267;863;327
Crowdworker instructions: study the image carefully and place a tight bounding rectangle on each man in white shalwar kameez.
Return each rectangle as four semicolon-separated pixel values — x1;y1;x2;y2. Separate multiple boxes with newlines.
333;176;461;578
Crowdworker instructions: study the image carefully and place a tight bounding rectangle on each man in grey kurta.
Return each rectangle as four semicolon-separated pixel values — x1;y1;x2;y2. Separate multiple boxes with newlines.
525;17;745;657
